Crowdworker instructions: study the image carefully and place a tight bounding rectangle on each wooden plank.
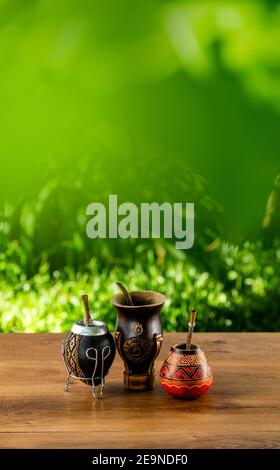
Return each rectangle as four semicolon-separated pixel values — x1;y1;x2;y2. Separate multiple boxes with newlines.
0;333;279;449
0;432;279;449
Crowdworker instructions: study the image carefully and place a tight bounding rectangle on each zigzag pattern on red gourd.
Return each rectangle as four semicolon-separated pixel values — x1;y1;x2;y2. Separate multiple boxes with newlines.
160;363;211;381
165;351;207;366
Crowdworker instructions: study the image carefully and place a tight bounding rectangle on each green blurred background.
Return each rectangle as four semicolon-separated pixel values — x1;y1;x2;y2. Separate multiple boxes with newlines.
0;0;279;332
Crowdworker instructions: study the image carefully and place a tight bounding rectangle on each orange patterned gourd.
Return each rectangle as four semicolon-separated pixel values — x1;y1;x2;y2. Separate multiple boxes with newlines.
160;343;213;399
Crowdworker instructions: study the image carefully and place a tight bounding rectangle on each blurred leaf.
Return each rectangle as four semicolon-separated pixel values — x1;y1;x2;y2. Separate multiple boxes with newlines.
19;203;36;238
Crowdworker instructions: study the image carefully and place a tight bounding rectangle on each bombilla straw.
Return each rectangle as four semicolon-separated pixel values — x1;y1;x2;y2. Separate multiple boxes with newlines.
186;310;197;350
116;282;133;306
82;294;92;326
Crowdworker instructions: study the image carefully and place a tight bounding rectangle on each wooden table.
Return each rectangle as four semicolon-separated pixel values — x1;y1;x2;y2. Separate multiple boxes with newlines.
0;333;279;449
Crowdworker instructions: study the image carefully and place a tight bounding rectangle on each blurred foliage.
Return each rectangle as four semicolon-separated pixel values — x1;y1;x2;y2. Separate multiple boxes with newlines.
0;163;224;274
0;0;280;332
0;0;279;238
0;238;279;333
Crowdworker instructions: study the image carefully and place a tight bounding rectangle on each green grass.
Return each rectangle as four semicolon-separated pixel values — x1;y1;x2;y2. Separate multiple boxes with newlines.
1;239;279;333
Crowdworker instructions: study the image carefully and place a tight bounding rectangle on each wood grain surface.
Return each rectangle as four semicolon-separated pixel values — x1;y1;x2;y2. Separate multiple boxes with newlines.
0;333;279;449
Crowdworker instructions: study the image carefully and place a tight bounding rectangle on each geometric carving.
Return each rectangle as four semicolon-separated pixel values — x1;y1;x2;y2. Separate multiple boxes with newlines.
160;347;213;399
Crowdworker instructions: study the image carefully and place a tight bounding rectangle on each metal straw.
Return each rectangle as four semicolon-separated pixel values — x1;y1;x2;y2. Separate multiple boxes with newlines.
186;310;197;350
82;294;92;326
116;282;133;306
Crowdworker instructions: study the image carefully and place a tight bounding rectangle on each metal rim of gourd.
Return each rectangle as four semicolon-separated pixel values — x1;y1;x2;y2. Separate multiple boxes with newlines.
71;320;108;336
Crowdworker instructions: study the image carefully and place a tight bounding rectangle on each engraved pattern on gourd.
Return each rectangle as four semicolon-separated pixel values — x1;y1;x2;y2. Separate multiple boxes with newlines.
64;333;85;378
165;351;207;366
161;350;212;382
